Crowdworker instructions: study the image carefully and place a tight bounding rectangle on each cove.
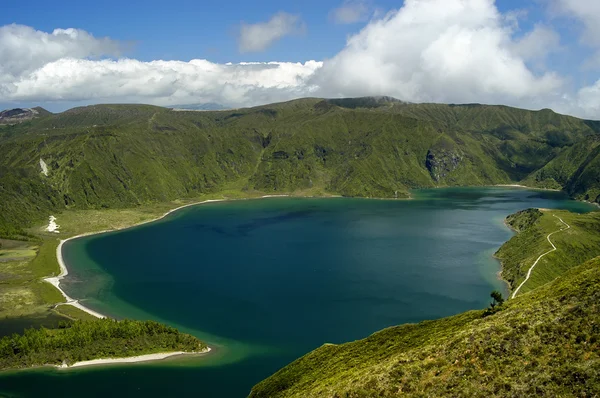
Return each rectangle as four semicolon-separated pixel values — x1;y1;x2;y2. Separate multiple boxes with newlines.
0;187;596;397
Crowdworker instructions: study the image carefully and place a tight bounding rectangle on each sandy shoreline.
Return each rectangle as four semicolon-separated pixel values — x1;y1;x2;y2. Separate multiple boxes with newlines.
57;347;212;369
43;196;295;360
43;198;236;319
494;184;561;191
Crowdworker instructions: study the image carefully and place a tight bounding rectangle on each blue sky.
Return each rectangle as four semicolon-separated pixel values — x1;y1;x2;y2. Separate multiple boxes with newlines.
1;0;600;118
2;0;544;62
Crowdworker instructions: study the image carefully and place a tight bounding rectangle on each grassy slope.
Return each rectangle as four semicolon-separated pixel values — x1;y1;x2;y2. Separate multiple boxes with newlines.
1;99;598;240
250;207;600;397
250;255;600;398
496;209;600;294
0;237;65;318
0;98;598;319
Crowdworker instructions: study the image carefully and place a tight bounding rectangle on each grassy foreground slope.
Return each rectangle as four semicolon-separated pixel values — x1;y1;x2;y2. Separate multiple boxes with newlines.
250;255;600;398
1;98;599;238
250;208;600;397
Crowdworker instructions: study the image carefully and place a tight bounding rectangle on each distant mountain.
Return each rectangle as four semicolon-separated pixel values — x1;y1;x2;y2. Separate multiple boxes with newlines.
1;98;599;238
169;103;229;111
0;107;51;125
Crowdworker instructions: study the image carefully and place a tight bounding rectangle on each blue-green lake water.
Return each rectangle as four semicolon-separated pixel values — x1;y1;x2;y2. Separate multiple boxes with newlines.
0;188;596;397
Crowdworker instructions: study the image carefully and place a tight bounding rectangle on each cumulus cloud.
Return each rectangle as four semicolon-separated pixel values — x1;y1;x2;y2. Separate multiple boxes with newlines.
545;0;600;118
312;0;563;106
3;58;322;107
330;1;372;24
238;12;304;53
3;0;600;119
512;24;561;62
0;24;121;80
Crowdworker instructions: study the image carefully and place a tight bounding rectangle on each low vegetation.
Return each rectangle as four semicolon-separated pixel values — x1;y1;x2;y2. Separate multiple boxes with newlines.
0;98;599;386
250;255;600;397
496;208;600;294
0;318;205;370
250;208;600;397
1;98;599;239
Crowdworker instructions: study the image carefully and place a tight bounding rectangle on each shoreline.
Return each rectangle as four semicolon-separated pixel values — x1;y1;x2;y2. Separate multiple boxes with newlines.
44;198;237;319
46;188;597;318
57;347;212;369
43;196;298;344
493;184;561;192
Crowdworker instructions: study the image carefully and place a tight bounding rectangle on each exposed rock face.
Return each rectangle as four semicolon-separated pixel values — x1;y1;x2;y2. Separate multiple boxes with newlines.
425;143;463;182
0;107;45;125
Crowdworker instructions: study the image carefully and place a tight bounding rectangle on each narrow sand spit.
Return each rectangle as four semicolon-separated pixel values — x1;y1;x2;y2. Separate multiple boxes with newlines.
58;347;212;369
43;238;106;319
494;184;560;191
45;196;290;357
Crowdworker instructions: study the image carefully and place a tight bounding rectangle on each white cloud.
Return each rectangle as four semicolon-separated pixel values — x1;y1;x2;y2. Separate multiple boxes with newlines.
512;24;561;62
2;57;322;107
3;0;600;119
330;1;372;24
551;0;600;69
311;0;563;106
238;12;304;53
574;80;600;117
551;0;600;47
0;24;121;80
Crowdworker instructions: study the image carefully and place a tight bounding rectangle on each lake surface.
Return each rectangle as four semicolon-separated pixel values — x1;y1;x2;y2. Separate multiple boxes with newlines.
0;188;596;397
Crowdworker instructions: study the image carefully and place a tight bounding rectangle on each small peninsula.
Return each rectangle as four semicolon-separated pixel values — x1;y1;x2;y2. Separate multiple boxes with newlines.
0;318;206;371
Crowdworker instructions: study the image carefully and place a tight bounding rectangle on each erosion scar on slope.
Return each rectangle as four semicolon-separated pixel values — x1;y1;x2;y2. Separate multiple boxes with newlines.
511;215;570;299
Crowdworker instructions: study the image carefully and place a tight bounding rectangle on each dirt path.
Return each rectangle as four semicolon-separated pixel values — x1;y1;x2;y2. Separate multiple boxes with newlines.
511;215;570;299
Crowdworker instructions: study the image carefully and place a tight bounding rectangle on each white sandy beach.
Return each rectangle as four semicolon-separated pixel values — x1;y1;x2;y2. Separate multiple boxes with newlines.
59;347;212;369
495;184;561;191
43;199;231;319
44;197;292;360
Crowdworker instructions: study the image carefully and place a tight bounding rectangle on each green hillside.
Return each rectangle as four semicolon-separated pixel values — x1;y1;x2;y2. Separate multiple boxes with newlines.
250;210;600;397
496;209;600;294
1;99;599;239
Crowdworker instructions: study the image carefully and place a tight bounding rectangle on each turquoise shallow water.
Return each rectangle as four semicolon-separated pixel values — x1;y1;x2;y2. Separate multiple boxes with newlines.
0;187;596;397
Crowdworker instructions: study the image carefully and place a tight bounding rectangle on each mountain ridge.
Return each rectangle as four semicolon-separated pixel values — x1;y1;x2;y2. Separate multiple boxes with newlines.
1;97;599;238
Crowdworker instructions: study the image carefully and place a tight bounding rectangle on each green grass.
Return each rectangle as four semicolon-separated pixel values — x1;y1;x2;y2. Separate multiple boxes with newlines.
496;209;600;294
1;98;599;240
250;255;600;398
53;305;99;321
250;208;600;397
0;249;36;259
0;237;66;318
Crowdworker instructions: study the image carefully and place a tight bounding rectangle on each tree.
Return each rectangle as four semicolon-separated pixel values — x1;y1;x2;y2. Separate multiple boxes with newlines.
490;290;504;308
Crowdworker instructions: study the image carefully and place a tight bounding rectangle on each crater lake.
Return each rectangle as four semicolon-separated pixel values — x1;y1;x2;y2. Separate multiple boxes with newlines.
0;187;596;397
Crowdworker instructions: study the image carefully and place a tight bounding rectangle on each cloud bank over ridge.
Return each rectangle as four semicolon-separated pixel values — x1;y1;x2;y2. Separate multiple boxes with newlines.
1;0;600;119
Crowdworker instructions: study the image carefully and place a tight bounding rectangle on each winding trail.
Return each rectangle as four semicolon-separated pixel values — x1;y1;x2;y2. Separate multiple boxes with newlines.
511;214;570;299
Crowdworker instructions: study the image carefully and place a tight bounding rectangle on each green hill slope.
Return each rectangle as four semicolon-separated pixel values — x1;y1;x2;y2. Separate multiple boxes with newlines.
496;209;600;294
250;255;600;398
1;98;598;238
250;208;600;397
